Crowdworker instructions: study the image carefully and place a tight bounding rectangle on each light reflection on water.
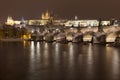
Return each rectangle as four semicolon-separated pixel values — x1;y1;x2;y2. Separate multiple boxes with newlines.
30;41;35;69
112;49;120;80
0;42;120;80
86;44;94;79
68;43;74;68
29;41;36;80
43;43;49;66
36;42;40;61
54;43;60;64
28;42;120;80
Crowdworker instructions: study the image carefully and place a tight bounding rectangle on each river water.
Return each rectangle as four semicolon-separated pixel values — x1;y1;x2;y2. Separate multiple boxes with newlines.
0;42;120;80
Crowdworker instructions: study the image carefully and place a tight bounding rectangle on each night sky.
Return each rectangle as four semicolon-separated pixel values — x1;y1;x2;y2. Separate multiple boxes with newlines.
0;0;120;21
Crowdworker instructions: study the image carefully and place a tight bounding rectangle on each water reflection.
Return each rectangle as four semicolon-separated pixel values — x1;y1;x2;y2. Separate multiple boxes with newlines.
30;41;35;63
36;42;40;61
29;41;41;80
68;43;74;68
0;42;120;80
55;43;60;64
112;49;120;80
29;41;35;75
43;43;50;66
105;47;120;80
87;44;93;64
28;42;120;80
86;44;94;79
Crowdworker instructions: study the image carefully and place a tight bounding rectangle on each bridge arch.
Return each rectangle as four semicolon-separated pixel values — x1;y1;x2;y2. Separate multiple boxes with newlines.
106;30;120;42
106;32;117;42
83;31;94;42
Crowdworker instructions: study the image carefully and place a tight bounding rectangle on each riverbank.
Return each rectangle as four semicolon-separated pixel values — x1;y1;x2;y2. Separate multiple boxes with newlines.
0;38;29;42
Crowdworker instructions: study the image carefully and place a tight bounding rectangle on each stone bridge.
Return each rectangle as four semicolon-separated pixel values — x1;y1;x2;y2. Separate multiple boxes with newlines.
64;26;120;42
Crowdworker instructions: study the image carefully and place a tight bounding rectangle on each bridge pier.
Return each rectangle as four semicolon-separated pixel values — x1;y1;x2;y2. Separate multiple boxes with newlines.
91;33;106;45
72;34;83;43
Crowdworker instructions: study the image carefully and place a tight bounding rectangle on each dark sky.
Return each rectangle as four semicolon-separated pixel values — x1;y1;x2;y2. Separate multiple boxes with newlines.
0;0;120;21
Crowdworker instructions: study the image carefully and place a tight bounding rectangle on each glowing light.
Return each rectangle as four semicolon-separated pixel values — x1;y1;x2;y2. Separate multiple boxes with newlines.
43;43;49;66
22;34;31;39
29;41;35;72
23;41;27;47
112;49;119;79
36;42;40;61
83;34;92;42
68;43;74;68
5;16;15;26
55;43;60;64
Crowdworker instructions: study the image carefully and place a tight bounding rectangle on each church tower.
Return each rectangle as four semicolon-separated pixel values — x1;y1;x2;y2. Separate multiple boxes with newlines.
5;16;14;26
20;17;26;27
45;10;50;20
41;11;51;20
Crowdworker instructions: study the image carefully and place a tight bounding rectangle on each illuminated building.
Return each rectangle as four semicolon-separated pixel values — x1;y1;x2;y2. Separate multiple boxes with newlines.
5;16;15;26
64;20;111;27
101;21;110;26
41;11;50;20
28;11;52;26
4;12;112;27
113;20;119;26
64;20;99;27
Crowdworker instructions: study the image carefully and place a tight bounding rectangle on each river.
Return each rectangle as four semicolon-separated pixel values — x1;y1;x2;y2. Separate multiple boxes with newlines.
0;41;120;80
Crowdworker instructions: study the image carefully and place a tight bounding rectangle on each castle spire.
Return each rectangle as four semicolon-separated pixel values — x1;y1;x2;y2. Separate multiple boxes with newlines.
20;17;26;27
42;12;45;19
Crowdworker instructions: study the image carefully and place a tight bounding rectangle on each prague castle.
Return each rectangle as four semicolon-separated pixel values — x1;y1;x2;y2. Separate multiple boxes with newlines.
5;11;113;27
41;11;51;20
5;11;52;26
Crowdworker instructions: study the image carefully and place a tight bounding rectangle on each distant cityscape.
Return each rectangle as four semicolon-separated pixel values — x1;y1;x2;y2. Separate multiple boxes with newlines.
0;11;120;47
1;1;120;80
0;11;119;28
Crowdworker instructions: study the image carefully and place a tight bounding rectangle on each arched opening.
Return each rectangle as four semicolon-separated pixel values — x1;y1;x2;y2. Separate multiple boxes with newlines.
106;33;117;42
